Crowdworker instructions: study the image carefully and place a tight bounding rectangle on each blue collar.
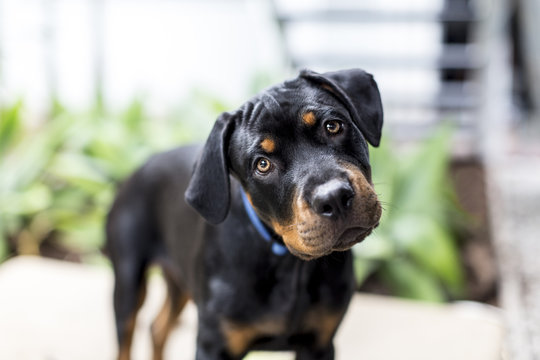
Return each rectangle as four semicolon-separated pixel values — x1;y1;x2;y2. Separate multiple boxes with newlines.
240;189;288;256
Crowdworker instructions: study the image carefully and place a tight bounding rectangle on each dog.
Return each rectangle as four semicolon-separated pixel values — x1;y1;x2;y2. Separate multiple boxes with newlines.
106;68;383;360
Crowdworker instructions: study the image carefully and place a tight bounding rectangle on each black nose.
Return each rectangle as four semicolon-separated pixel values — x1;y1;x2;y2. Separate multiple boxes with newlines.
311;180;354;219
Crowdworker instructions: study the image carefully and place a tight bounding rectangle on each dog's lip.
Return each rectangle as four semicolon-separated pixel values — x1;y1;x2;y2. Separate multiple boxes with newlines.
289;226;375;260
333;226;373;250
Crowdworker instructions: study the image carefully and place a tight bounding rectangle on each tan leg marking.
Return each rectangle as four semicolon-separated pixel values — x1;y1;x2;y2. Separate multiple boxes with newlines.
118;283;147;360
303;309;343;347
151;292;190;360
221;318;286;357
118;314;136;360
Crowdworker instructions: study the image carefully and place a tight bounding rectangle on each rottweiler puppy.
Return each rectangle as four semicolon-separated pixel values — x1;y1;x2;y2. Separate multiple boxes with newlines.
106;68;383;360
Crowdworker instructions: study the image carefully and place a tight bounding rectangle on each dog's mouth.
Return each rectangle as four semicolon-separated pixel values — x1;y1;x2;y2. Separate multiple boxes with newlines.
285;224;378;260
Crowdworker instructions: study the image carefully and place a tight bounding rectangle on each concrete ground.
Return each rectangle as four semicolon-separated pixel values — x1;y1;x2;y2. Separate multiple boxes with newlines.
486;151;540;359
0;256;504;360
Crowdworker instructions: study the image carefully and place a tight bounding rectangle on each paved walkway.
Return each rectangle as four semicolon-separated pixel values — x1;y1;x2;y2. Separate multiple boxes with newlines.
0;256;503;359
486;153;540;360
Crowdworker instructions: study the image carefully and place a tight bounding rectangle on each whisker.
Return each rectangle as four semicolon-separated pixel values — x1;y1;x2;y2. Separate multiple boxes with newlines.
380;204;399;211
370;229;382;239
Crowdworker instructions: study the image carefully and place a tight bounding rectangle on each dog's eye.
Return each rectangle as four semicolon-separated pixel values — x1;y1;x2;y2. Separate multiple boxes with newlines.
256;158;272;174
325;120;343;135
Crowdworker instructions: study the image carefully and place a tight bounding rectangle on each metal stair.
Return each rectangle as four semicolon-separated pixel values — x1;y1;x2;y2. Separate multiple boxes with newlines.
272;0;485;147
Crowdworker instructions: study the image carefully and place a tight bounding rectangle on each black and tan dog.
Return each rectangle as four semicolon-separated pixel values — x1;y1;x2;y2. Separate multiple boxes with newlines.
106;68;383;360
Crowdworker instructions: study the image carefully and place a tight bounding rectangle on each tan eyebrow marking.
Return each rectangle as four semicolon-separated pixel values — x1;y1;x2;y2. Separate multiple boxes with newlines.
302;111;316;126
260;138;276;153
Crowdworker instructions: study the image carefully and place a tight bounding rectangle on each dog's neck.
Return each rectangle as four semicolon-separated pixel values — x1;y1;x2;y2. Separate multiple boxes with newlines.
240;188;289;256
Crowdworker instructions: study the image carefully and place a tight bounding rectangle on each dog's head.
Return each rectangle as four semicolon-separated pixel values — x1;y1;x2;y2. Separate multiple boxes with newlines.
185;69;383;260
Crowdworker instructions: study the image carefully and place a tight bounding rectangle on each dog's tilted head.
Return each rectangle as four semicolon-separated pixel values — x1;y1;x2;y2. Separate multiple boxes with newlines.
185;68;383;260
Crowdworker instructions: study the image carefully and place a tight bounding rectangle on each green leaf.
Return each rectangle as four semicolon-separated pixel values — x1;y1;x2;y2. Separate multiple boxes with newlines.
47;152;109;193
122;98;147;134
391;214;465;297
381;258;445;302
0;113;72;192
1;183;53;215
0;100;24;156
392;125;454;219
85;139;147;180
50;189;92;211
54;209;105;251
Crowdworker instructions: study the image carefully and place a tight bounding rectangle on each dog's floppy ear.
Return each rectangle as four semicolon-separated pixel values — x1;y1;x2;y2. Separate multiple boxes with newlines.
300;68;383;147
185;112;236;225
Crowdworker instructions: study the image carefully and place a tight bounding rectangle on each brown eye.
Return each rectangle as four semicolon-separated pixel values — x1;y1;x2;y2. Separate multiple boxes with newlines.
325;120;342;134
256;158;272;173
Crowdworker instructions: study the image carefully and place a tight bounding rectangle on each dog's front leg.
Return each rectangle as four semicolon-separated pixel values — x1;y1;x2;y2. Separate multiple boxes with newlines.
195;336;237;360
296;344;335;360
195;317;243;360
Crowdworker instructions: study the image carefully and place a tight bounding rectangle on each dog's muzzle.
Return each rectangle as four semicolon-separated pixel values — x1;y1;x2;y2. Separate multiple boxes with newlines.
273;165;381;260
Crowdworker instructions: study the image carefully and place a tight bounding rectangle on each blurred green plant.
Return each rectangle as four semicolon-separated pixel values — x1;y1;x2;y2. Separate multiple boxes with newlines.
0;94;229;263
1;94;467;303
354;126;467;302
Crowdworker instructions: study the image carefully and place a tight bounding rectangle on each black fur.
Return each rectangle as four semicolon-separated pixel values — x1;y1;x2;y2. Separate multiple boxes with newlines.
107;69;383;360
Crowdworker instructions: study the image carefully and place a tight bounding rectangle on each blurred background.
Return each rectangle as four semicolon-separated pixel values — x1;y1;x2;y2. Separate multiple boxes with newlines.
1;0;539;359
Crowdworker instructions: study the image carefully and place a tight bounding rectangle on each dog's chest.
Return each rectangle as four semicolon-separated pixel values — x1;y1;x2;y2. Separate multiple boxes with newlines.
207;252;354;355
